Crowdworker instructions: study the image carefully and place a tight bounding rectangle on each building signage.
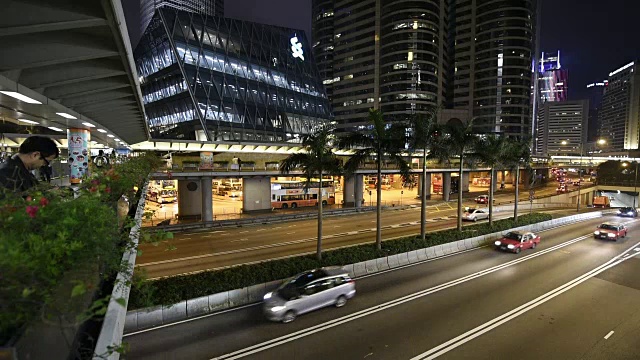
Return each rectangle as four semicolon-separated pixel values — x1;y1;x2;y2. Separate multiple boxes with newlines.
290;35;304;61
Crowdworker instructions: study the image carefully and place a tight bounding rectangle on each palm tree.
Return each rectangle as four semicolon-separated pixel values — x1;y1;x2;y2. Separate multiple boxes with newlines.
504;137;532;222
338;109;411;250
407;109;439;241
434;121;477;231
475;135;507;226
279;125;342;260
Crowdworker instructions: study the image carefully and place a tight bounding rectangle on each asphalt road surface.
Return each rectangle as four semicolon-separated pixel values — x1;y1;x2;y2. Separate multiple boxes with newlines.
124;215;640;360
137;196;580;279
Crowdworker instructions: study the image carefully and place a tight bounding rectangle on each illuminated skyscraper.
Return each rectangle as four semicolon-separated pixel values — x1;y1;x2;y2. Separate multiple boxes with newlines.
312;0;539;137
538;51;568;102
140;0;224;34
599;61;640;152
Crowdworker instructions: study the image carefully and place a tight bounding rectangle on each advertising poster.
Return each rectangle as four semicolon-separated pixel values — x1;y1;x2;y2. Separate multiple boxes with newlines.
67;128;90;184
200;151;214;170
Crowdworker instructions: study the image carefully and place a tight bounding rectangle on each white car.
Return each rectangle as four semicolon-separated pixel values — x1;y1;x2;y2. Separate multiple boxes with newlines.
462;208;489;222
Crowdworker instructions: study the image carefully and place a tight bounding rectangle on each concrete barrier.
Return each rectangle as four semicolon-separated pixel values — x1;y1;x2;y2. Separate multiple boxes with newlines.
208;292;229;311
124;211;605;332
387;254;401;268
228;288;249;307
407;250;419;263
416;248;428;261
376;257;390;271
162;301;187;324
136;305;163;330
94;182;149;359
353;261;367;277
186;296;210;318
397;252;410;266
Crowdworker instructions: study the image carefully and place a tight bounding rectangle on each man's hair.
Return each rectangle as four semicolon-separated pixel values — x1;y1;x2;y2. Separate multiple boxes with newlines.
19;136;60;158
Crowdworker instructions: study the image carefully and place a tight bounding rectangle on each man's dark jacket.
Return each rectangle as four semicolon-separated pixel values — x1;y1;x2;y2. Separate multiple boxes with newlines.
0;155;38;193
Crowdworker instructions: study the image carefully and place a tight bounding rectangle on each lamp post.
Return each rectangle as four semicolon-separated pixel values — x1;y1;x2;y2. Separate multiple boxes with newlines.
622;160;638;207
561;140;583;212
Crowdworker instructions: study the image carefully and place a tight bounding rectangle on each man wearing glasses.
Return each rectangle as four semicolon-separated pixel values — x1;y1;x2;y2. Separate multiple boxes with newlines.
0;136;60;193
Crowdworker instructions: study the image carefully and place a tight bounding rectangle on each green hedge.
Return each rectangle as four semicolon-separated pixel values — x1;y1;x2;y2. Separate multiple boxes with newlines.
129;213;552;309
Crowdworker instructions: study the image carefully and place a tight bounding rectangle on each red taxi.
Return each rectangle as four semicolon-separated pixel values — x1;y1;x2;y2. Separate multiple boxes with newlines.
593;222;627;241
494;231;541;254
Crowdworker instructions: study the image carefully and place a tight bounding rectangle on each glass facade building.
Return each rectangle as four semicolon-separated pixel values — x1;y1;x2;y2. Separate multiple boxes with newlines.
313;0;538;137
599;61;640;152
135;8;332;142
140;0;224;36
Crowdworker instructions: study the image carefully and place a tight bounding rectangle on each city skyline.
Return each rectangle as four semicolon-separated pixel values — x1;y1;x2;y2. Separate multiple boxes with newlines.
121;0;638;103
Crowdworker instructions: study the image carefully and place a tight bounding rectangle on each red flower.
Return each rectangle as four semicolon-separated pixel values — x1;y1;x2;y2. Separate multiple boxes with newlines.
26;205;39;218
26;196;33;202
89;186;98;193
39;197;49;207
105;187;111;194
91;179;100;185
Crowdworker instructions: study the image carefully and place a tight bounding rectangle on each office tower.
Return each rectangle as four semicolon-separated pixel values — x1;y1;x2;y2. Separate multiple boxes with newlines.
585;81;607;142
599;61;640;152
536;100;589;156
534;50;568;153
538;51;568;102
452;0;538;136
312;0;538;136
312;0;335;101
135;8;331;142
141;0;224;34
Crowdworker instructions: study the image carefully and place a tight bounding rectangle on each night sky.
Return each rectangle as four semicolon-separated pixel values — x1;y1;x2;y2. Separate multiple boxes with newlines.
123;0;639;101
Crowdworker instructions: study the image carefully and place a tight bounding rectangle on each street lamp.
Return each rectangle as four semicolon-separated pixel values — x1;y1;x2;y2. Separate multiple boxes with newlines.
622;161;638;207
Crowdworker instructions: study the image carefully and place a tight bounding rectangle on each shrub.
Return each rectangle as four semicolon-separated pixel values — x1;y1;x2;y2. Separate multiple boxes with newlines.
129;213;552;309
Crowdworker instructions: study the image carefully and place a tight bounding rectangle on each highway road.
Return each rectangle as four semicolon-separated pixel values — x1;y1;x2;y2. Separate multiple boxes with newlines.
124;215;640;360
136;191;578;279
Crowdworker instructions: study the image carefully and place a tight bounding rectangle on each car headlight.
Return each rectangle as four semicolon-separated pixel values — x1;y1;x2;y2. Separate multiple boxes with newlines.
507;244;515;249
270;306;286;312
594;231;600;235
263;292;272;300
617;211;622;214
495;241;501;246
628;212;634;215
608;233;616;237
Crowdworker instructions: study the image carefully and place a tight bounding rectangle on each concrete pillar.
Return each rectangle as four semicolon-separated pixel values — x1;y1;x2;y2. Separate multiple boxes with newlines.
461;172;470;192
417;173;431;199
344;176;356;207
522;170;532;188
201;177;213;222
354;175;364;208
178;179;202;219
67;128;90;184
242;177;272;211
443;172;451;201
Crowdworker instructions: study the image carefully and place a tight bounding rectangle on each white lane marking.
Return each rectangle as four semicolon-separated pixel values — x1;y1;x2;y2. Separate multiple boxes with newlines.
239;231;249;234
347;231;358;235
286;232;295;235
230;238;248;243
256;229;266;232
210;234;595;360
391;225;400;228
604;331;615;340
411;242;640;360
635;248;640;251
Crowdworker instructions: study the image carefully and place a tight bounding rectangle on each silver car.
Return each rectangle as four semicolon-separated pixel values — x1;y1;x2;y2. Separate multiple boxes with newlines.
263;267;356;323
462;208;489;222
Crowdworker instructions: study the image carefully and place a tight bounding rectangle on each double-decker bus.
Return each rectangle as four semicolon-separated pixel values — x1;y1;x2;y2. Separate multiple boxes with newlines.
271;179;336;209
148;180;178;204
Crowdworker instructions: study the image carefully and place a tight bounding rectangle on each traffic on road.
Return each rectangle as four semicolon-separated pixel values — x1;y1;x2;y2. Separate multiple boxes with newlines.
124;215;640;360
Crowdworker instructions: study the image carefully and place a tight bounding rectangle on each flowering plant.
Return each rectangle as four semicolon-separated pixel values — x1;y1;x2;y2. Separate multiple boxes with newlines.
0;153;161;345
